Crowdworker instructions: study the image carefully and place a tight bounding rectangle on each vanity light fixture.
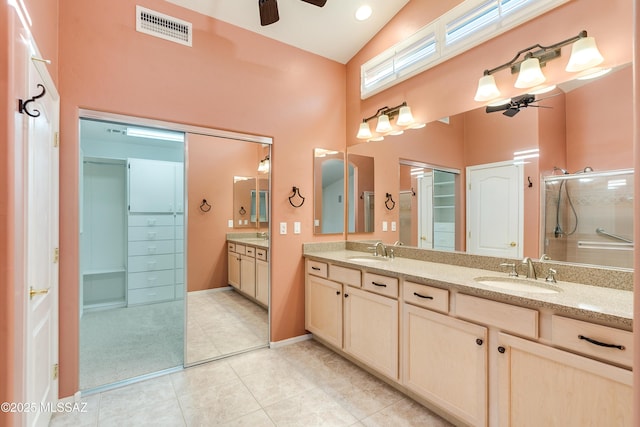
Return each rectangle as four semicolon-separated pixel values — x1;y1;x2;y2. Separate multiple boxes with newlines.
356;102;425;141
257;155;270;173
474;30;605;103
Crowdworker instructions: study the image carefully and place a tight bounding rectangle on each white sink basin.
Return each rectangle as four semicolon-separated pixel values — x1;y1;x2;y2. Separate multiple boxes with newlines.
347;255;390;263
474;276;561;294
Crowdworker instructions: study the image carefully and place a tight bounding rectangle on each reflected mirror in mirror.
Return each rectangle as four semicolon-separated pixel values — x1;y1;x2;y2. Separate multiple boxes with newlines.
347;64;633;269
234;176;256;228
314;148;345;234
399;161;459;250
348;153;375;233
187;135;270;365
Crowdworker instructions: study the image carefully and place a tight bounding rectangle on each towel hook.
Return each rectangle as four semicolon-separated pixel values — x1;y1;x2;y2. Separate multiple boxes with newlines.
385;193;396;210
239;206;246;215
18;84;46;118
289;186;305;208
200;199;211;212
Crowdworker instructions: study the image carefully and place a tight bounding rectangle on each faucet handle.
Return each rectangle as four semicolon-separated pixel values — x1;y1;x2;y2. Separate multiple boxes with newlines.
545;268;557;283
388;248;395;259
500;262;519;277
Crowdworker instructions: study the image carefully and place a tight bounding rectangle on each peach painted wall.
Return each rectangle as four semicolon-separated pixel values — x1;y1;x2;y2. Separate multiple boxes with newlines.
57;0;345;397
565;66;633;172
187;134;263;292
634;1;640;422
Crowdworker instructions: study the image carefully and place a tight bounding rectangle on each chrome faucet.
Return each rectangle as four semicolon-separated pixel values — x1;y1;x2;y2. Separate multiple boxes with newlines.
373;241;388;257
522;257;537;279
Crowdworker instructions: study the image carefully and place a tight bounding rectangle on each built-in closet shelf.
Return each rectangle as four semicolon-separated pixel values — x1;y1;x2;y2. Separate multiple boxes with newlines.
83;268;126;276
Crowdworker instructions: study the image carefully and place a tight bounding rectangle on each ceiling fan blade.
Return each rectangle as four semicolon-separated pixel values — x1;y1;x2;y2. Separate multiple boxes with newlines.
300;0;327;7
259;0;279;26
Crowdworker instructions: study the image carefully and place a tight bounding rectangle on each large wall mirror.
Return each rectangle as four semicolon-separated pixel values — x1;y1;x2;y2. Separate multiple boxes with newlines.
348;153;375;233
347;64;633;269
314;148;345;234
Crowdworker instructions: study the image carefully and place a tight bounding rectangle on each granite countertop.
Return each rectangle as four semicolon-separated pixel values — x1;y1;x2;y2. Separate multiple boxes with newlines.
227;237;269;249
304;249;633;330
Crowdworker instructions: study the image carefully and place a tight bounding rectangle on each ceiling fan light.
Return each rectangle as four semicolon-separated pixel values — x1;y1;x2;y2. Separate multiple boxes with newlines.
474;75;501;102
375;114;392;133
396;105;414;126
487;98;511;107
576;67;611;80
357;122;373;139
565;37;604;72
528;84;557;95
515;57;546;88
389;129;404;136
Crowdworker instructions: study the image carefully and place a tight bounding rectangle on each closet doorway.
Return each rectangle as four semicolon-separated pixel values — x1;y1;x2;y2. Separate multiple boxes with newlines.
78;113;272;391
79;118;185;390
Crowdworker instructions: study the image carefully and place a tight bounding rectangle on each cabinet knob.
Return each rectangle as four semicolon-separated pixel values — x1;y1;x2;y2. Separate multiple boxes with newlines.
476;338;483;346
498;346;506;354
510;242;516;247
336;291;341;295
344;294;349;298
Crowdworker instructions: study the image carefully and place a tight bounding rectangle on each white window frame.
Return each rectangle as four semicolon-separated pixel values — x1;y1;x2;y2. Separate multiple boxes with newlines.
361;0;571;99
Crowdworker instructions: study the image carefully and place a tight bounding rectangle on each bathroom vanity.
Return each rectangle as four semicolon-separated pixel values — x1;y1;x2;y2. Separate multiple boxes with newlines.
227;236;269;307
304;243;633;427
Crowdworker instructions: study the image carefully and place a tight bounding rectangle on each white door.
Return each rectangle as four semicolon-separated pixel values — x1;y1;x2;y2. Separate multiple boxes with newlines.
24;58;60;427
417;173;433;249
467;161;522;257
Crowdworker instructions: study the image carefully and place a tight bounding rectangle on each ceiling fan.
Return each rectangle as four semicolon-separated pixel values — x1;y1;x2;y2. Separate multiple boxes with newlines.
485;94;552;117
259;0;327;26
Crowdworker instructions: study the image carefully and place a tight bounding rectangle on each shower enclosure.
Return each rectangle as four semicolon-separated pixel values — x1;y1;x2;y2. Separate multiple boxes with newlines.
542;169;634;268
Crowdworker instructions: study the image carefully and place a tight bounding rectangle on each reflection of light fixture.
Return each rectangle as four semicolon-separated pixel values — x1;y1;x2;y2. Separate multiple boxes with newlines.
474;30;605;103
356;101;424;141
126;126;184;142
257;155;270;173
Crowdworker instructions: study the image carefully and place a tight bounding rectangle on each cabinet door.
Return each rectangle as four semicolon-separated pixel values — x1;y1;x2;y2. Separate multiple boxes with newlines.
228;251;241;288
402;304;487;426
497;332;632;427
255;259;269;305
128;158;176;213
344;286;398;380
305;275;342;349
240;255;256;297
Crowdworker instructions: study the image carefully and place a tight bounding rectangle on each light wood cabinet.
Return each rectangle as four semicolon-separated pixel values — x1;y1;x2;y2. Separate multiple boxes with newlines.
497;332;632;427
344;285;398;380
227;251;240;289
240;254;256;297
305;274;343;349
402;303;487;426
255;258;269;306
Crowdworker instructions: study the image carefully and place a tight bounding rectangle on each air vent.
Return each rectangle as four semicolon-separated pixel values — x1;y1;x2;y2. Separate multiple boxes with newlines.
136;6;192;47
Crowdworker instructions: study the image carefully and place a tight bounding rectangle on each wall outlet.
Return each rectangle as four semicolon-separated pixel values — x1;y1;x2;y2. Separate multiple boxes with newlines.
228;220;233;228
280;222;287;235
391;221;397;231
382;221;388;232
294;222;301;234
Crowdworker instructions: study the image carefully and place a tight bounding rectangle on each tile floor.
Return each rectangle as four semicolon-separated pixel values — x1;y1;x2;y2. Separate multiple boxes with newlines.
51;339;453;427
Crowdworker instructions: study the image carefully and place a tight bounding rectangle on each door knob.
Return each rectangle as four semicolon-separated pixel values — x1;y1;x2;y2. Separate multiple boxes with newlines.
29;286;49;300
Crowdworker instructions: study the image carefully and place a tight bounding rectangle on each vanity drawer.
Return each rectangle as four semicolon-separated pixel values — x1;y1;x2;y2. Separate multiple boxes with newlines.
362;272;398;298
128;215;174;227
234;244;246;255
455;294;538;339
329;265;361;287
228;242;236;252
245;246;256;257
403;281;449;313
255;248;268;261
307;260;328;278
551;315;633;368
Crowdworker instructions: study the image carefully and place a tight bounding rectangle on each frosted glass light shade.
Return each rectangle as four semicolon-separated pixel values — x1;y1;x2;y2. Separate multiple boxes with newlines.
565;37;604;72
474;75;501;102
357;122;373;139
515;57;546;88
396;106;414;126
375;114;392;133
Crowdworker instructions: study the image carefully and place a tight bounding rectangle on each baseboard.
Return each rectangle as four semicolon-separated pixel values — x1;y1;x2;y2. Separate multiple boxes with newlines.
269;333;312;349
188;286;232;296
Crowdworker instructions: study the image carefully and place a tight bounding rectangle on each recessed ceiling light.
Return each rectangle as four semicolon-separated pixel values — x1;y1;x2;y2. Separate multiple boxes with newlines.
355;5;372;21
